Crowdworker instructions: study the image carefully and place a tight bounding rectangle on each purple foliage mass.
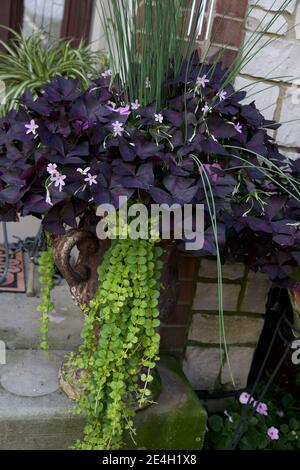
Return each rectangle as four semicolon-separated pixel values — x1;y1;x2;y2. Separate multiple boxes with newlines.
0;54;300;289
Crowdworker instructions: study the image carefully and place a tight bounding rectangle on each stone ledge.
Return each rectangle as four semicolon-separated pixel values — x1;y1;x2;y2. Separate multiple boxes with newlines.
0;354;207;450
193;283;241;311
198;258;245;281
183;346;222;391
221;347;256;390
188;314;264;344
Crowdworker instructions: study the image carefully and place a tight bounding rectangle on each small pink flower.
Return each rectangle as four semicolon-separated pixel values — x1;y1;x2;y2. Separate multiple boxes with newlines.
234;122;243;134
256;402;268;416
84;173;97;186
47;163;58;175
154;113;163;124
50;172;66;192
112;121;124;137
267;426;279;441
239;392;252;405
131;99;140;110
201;104;211;114
218;90;227;101
203;163;222;184
196;75;209;88
25;119;39;135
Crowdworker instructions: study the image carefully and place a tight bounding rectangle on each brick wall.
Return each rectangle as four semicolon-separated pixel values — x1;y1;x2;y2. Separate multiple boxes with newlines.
236;0;300;159
183;259;270;391
196;0;248;67
159;254;200;358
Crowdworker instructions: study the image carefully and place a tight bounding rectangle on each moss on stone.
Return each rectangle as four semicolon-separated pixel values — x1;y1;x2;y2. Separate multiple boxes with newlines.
123;355;207;450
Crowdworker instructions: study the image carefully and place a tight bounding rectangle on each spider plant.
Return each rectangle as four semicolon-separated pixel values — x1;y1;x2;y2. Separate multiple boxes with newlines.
0;28;106;114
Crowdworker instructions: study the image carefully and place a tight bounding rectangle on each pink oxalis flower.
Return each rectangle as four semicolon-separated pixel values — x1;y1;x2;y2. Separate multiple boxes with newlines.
47;163;58;175
131;99;140;110
196;74;209;88
234;122;243;134
112;121;124;137
218;90;227;101
50;172;66;192
84;173;98;186
201;104;211;114
25;119;39;136
154;113;163;124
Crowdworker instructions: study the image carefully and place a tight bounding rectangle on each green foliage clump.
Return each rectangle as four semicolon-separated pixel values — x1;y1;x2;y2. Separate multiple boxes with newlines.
0;29;105;114
205;388;300;450
71;237;163;450
37;247;56;350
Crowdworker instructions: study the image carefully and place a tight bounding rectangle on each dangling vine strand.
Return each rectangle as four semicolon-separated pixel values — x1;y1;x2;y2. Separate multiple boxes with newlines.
37;246;56;350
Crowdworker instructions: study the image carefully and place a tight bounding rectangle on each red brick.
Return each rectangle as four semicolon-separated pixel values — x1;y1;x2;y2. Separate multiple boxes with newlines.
212;17;244;48
177;255;200;280
216;0;248;19
178;280;196;304
159;326;188;350
162;303;192;325
207;45;239;68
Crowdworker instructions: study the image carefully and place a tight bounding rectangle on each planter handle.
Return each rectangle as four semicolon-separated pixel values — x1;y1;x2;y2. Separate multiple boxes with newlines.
52;229;109;306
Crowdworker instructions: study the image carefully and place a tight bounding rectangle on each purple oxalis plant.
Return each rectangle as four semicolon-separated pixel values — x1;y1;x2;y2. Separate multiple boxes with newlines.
0;55;300;290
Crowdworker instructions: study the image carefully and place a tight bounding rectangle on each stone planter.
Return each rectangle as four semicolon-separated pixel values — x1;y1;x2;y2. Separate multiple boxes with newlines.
183;258;271;391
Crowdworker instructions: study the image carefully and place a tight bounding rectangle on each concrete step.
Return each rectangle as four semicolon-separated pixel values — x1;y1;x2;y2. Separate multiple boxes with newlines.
0;255;207;450
0;353;207;450
0;279;83;351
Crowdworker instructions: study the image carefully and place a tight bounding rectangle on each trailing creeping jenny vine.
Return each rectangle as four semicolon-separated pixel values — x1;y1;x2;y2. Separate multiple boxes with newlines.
37;246;56;351
70;237;163;450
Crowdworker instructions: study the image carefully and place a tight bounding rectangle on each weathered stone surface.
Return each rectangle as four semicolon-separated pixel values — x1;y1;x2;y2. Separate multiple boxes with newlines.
0;355;207;450
282;150;300;160
249;0;296;13
241;33;299;85
221;347;256;389
193;283;240;311
235;75;280;120
241;272;270;314
295;2;300;39
0;280;83;351
277;87;300;147
183;347;222;390
246;8;288;36
125;356;207;450
188;314;264;344
199;258;245;281
0;350;66;397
